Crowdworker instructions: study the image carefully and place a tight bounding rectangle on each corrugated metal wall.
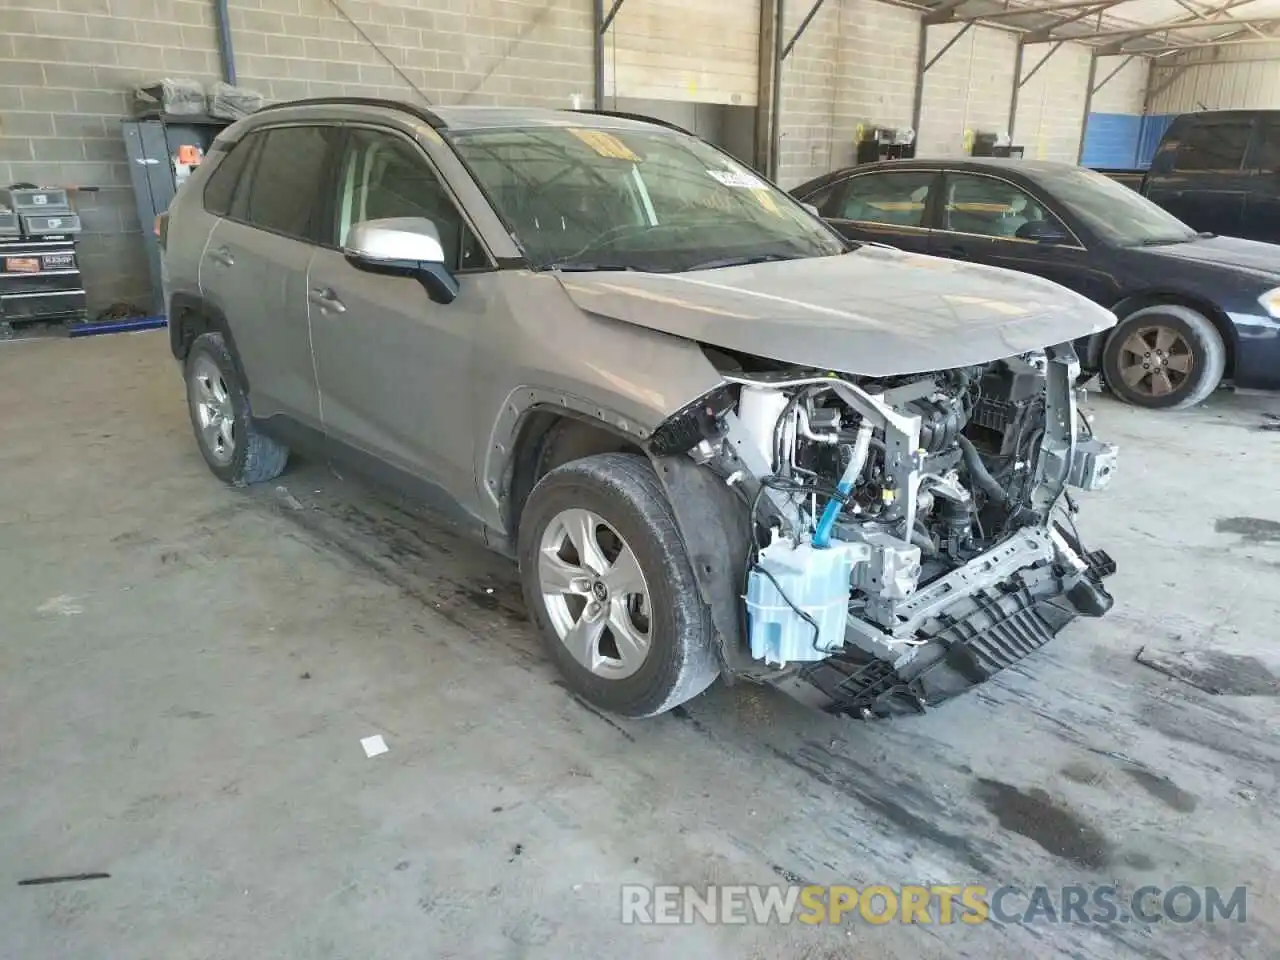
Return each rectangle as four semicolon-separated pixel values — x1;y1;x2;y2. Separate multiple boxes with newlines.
1149;43;1280;113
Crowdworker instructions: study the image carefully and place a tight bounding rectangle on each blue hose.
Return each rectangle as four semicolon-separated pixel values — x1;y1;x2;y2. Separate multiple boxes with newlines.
812;421;874;548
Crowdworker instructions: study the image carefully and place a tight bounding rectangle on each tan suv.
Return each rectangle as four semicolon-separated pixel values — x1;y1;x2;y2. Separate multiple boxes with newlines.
161;98;1119;721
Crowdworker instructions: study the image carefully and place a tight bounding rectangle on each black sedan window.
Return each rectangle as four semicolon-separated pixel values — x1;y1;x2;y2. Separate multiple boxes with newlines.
836;172;934;227
1038;167;1198;247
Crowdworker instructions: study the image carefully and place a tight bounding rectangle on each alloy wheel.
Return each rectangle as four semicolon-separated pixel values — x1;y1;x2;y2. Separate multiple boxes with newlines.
1116;324;1194;399
191;355;236;465
537;508;652;680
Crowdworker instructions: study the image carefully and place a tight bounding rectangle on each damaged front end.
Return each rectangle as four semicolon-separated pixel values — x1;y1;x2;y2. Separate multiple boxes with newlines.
650;343;1118;719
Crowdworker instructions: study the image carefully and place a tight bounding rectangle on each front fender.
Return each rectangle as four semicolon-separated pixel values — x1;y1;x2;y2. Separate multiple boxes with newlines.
649;453;755;678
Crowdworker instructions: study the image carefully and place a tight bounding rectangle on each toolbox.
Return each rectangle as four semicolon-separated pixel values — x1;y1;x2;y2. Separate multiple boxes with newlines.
0;236;86;325
20;213;82;236
0;187;73;214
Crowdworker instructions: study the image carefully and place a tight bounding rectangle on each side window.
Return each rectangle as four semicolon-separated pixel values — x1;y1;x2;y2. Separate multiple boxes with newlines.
1252;118;1280;172
335;128;485;272
798;180;842;216
1173;120;1251;173
836;172;934;227
202;132;259;217
241;125;338;242
942;173;1062;240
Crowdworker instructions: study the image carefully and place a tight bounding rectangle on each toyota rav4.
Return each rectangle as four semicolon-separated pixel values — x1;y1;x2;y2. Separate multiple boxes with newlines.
161;99;1119;720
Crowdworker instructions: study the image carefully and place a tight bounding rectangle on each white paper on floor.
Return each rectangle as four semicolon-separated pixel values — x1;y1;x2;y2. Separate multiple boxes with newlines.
361;734;388;758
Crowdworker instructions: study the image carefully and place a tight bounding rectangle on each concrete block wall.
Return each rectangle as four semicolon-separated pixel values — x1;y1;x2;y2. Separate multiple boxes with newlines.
832;0;919;160
1089;54;1148;114
605;0;760;105
916;23;1017;158
1012;40;1092;163
776;0;842;186
777;0;920;187
0;0;222;310
0;0;592;313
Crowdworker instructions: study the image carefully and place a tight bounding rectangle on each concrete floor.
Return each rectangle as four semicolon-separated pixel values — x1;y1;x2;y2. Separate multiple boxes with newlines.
2;330;1278;959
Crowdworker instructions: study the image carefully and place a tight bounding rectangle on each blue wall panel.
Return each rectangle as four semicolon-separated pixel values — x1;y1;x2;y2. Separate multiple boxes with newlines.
1081;112;1179;170
1136;113;1177;168
1080;113;1142;168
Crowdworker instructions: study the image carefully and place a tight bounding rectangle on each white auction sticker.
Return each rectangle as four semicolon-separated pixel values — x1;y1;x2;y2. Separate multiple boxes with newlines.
707;169;765;189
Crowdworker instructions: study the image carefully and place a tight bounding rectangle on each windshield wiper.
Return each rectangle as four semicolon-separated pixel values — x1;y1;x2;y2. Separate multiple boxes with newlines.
685;252;801;271
543;261;640;273
1135;236;1196;247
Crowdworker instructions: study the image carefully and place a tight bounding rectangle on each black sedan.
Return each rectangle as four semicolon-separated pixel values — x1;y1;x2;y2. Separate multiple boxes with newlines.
792;158;1280;409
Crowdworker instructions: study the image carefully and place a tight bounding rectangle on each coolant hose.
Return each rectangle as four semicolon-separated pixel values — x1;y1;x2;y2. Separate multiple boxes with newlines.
956;435;1009;507
813;420;874;548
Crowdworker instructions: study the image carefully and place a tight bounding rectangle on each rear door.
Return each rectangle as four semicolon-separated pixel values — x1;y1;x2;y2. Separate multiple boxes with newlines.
1145;115;1253;238
306;125;492;518
929;171;1117;303
200;124;341;428
818;170;939;254
1242;114;1280;245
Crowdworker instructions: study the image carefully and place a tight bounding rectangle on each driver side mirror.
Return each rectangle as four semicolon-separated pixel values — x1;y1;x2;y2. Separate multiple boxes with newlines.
344;217;460;305
1015;219;1069;245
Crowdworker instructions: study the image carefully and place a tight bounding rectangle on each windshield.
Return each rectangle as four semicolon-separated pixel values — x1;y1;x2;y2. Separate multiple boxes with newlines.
1039;166;1199;247
447;125;845;271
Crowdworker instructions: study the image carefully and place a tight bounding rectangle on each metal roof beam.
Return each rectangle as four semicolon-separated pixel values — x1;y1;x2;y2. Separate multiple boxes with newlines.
946;0;1120;23
1081;14;1280;40
1018;38;1066;85
1130;34;1280;51
1091;53;1135;92
1023;1;1122;41
923;0;972;26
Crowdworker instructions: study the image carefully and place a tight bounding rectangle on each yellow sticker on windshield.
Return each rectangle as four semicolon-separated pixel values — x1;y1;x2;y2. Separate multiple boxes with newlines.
751;187;779;215
567;128;640;161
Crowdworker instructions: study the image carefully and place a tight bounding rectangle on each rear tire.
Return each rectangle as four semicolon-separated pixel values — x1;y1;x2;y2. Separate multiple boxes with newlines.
518;453;719;718
185;331;289;486
1102;304;1225;409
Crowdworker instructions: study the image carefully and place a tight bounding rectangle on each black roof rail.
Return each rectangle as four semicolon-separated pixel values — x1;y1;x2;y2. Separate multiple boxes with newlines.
572;109;693;136
253;96;446;130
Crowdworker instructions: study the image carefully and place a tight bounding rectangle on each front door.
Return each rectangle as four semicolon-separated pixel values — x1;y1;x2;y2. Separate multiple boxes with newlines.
818;170;940;255
930;171;1117;304
307;125;492;519
1242;116;1280;246
1147;115;1253;238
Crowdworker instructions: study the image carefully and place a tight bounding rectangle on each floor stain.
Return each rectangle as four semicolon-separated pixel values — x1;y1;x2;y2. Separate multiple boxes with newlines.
1059;761;1107;786
768;743;996;877
1122;851;1155;870
1137;648;1280;697
1123;768;1199;813
1215;516;1280;544
974;778;1111;869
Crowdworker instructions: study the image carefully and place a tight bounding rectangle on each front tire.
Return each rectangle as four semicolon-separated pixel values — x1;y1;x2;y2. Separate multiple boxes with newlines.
518;453;719;718
185;331;289;485
1102;304;1225;409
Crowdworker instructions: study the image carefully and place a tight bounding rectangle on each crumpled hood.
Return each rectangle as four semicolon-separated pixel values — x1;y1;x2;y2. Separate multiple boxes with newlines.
1133;235;1280;284
557;245;1115;376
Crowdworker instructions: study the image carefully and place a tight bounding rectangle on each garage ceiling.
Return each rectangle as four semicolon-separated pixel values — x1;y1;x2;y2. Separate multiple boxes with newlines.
920;0;1280;54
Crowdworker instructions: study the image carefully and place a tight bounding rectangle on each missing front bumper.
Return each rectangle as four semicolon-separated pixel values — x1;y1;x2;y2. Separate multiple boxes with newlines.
773;553;1116;719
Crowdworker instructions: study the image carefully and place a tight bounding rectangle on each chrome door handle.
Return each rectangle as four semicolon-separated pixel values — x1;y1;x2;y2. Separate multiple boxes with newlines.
308;287;346;313
209;246;235;267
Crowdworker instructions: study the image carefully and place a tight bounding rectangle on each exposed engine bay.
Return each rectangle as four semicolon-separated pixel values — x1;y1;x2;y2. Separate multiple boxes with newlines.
651;342;1118;718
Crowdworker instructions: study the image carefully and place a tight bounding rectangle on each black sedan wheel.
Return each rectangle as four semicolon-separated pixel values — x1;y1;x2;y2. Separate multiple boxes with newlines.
1102;304;1225;409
